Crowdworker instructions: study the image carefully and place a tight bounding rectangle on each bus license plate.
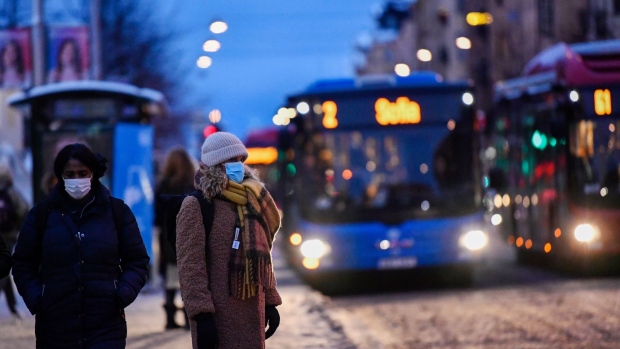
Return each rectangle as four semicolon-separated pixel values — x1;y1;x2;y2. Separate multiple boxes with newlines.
377;257;417;269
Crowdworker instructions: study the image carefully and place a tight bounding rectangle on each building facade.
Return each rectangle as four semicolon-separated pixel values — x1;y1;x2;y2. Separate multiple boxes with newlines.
358;0;593;110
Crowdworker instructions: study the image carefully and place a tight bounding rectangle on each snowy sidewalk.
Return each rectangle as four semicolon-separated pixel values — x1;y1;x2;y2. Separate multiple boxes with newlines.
0;244;353;349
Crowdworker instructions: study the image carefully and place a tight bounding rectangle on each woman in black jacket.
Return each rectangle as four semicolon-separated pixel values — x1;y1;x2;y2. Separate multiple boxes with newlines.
12;143;150;349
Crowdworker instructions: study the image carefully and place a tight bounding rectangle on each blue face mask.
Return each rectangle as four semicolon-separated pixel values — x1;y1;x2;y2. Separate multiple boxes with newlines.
225;161;245;183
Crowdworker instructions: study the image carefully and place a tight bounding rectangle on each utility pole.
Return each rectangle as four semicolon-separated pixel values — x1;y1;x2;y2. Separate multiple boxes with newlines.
90;0;101;80
32;0;44;86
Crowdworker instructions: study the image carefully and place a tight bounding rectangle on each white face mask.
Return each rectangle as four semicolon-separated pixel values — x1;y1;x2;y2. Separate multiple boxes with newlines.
64;177;92;199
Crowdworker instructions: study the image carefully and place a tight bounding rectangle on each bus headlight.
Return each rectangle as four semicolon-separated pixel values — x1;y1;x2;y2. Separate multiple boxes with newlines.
574;224;600;243
460;230;488;251
300;239;330;259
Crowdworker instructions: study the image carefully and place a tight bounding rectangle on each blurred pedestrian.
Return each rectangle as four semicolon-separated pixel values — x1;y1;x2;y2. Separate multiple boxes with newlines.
0;162;29;320
12;143;150;348
176;132;282;349
0;234;11;279
154;147;196;330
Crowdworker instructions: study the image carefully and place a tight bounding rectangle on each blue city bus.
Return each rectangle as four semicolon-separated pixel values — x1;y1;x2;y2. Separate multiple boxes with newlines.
279;72;490;285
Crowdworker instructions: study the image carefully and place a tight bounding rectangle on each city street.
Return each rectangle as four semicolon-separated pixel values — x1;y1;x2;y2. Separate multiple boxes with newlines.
0;242;355;349
3;239;620;348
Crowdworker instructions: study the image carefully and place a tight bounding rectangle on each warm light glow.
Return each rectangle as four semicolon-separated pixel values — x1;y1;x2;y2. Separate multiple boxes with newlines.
455;37;471;49
525;239;532;249
574;224;598;243
594;89;612;116
515;237;524;247
246;147;278;165
302;258;319;269
375;97;421;125
610;123;616;132
417;49;432;62
502;194;510;207
273;107;296;126
296;102;310;114
491;214;502;226
203;39;221;52
300;239;328;259
197;56;212;68
210;20;228;34
394;63;410;77
322;101;338;129
569;90;579;102
466;12;493;26
447;120;455;130
544;243;552;253
460;230;488;251
290;233;302;246
208;109;222;123
342;169;352;180
379;240;390;250
494;194;502;208
554;228;562;238
462;92;474;105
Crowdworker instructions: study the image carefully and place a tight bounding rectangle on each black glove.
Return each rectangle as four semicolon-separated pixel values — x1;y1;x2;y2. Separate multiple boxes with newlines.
194;312;218;349
265;305;280;339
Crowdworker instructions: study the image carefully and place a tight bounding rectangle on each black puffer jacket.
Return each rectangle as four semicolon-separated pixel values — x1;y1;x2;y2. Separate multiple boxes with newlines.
12;183;150;349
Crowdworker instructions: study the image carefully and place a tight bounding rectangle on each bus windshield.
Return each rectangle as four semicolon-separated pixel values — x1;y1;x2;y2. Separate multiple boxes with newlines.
296;125;479;223
568;119;620;208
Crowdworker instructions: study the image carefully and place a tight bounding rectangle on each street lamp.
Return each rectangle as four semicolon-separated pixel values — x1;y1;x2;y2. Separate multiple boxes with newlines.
203;39;221;52
197;56;212;68
210;20;228;34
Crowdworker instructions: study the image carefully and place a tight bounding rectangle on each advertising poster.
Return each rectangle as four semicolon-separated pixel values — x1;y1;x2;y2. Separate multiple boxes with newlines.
47;26;90;83
112;123;155;261
0;28;32;89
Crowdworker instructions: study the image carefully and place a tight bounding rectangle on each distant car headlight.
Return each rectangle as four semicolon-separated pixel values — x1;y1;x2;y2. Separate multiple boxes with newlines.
300;239;330;259
460;230;488;251
574;224;599;243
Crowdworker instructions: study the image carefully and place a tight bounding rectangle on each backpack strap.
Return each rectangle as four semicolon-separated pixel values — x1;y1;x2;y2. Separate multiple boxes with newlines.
34;199;52;260
109;196;126;250
189;190;214;240
189;190;214;277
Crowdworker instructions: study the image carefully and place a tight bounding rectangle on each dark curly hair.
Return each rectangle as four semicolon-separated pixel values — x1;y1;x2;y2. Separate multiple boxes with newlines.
53;143;107;183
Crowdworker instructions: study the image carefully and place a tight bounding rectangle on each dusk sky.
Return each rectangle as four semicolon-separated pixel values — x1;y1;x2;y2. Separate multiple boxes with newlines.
174;0;384;139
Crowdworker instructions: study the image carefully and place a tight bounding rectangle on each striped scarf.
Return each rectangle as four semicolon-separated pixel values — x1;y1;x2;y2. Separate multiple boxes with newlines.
220;179;280;299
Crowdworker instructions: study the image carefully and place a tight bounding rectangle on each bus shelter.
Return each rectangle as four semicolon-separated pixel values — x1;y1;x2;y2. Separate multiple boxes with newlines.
7;80;167;260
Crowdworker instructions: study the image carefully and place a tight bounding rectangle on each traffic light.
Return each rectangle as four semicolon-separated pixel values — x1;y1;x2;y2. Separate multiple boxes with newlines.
203;124;219;138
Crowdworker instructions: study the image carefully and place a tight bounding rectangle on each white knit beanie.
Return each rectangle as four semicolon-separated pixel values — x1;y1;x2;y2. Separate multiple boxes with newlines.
200;131;248;166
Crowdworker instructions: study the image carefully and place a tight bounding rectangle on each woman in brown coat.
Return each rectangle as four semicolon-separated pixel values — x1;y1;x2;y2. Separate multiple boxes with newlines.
176;132;282;349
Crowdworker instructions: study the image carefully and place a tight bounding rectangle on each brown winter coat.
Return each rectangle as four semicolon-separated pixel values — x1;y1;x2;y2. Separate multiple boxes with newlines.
177;190;282;349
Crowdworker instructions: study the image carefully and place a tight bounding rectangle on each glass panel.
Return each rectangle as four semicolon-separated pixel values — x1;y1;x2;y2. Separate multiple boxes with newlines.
568;119;620;208
296;125;478;223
